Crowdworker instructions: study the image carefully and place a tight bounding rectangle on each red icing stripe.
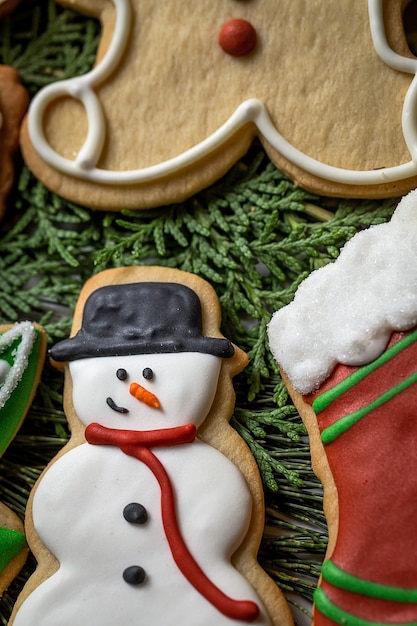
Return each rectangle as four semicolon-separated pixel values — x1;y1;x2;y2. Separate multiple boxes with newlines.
311;332;415;434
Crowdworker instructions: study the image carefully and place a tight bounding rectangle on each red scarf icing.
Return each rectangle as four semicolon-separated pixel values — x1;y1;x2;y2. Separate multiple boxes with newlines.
85;422;259;623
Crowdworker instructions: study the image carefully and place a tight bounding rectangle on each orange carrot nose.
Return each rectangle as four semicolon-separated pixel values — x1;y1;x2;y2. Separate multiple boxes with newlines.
129;382;160;408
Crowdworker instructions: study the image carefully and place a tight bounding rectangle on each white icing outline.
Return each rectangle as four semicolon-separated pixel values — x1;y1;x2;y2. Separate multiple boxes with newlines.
27;0;417;187
0;322;36;409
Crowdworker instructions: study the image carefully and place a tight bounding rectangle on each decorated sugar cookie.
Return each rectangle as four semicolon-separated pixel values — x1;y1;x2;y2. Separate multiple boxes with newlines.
0;322;47;594
0;66;28;220
0;0;27;219
267;191;417;624
0;0;20;20
11;267;292;626
18;0;417;210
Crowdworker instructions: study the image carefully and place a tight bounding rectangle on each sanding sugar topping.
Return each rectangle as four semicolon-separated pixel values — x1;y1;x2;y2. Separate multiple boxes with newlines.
267;190;417;394
0;321;36;408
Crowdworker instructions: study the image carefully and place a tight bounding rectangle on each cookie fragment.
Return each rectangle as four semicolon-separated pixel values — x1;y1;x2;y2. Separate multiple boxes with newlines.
0;322;47;595
0;66;28;219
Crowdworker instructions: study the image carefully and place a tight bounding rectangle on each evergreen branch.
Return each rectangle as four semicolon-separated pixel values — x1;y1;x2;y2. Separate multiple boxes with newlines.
0;2;400;622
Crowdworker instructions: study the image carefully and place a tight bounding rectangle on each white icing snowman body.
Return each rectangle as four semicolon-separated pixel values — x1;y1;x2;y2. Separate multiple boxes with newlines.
13;351;272;626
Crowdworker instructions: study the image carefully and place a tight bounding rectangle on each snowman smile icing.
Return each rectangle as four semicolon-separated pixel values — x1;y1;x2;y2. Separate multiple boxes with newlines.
106;395;128;413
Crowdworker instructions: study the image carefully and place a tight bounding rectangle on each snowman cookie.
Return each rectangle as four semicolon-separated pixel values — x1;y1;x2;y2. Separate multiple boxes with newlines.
19;0;417;210
0;322;47;595
267;191;417;625
11;267;293;626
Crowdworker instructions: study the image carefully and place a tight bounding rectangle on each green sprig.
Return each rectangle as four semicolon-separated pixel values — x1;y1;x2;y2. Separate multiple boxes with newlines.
0;1;400;622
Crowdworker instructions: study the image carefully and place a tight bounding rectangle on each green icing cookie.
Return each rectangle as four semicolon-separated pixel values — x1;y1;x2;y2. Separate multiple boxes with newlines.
0;322;46;585
0;528;26;573
0;322;46;456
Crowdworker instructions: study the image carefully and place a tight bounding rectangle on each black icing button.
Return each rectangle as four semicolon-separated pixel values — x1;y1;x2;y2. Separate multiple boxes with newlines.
123;502;148;525
123;565;146;585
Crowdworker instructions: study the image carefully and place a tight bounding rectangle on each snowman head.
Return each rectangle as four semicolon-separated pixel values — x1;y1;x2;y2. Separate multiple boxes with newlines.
66;351;222;430
50;279;242;431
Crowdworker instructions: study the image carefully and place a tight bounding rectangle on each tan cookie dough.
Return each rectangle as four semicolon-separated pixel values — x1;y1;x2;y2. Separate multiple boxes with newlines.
20;0;417;210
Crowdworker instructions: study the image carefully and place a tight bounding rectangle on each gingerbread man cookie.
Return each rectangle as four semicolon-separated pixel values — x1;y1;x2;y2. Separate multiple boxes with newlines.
11;267;293;626
18;0;417;210
0;322;47;595
268;190;417;624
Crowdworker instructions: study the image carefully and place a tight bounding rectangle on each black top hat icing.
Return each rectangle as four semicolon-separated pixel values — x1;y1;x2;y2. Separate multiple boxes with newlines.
49;282;234;362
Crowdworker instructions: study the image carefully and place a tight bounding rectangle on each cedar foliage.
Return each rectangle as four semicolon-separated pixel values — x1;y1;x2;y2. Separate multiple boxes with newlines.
0;1;397;622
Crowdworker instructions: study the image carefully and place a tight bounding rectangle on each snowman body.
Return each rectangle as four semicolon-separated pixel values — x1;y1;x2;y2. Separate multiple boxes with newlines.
13;351;271;625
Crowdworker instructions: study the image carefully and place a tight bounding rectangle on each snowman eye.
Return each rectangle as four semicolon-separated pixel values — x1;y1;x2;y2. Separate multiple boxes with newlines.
116;368;128;381
142;367;153;380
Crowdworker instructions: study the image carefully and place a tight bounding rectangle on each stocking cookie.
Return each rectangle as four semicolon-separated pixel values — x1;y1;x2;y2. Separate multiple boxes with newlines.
18;0;417;209
11;267;292;626
0;322;47;594
0;66;28;220
267;191;417;624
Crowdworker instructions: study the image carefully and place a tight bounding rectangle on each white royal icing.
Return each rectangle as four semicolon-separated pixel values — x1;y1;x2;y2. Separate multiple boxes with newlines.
0;322;36;409
69;352;223;432
13;351;272;625
267;189;417;395
27;0;417;188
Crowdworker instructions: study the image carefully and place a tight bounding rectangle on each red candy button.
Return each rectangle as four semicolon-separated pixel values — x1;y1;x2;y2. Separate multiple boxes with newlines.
218;19;257;57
